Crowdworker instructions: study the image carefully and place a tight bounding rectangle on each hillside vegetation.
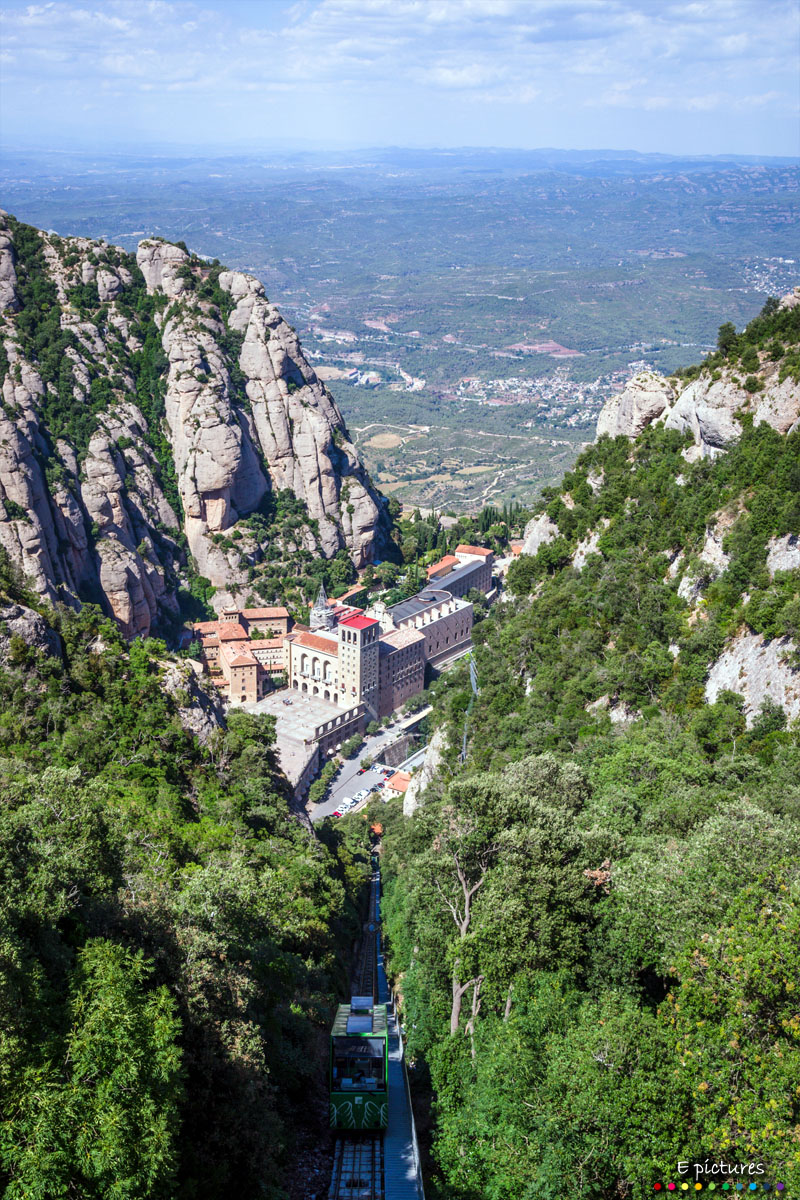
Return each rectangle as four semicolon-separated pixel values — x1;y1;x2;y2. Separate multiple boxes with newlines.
0;554;367;1199
380;298;800;1198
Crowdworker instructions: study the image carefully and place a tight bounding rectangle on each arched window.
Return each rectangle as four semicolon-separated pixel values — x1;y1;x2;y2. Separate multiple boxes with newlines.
301;653;309;675
312;656;321;679
302;681;308;693
313;685;319;696
324;661;332;682
324;690;330;701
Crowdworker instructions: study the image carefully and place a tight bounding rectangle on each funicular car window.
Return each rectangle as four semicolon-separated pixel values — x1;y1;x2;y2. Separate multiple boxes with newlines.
332;1037;385;1090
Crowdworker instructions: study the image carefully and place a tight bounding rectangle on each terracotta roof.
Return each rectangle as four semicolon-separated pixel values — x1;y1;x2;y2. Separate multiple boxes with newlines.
455;544;493;557
227;653;257;667
220;642;257;667
427;555;459;576
292;631;339;655
256;636;284;648
386;770;411;793
218;624;249;642
192;620;220;634
241;607;290;620
339;613;377;630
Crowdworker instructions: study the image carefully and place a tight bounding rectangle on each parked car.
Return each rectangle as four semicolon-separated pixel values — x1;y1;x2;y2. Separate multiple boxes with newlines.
356;768;367;776
332;809;343;818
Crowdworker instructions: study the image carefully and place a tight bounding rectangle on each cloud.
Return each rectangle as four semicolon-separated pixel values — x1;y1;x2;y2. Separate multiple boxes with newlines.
0;0;797;150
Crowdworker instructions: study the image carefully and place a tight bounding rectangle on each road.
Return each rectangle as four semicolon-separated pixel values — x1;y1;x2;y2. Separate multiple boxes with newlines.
307;709;430;823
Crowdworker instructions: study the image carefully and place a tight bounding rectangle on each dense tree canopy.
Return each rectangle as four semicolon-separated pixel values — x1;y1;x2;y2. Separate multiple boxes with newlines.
380;313;800;1197
0;550;368;1198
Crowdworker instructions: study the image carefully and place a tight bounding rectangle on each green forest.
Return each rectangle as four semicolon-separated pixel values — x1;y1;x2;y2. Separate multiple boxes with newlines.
0;551;369;1198
378;302;800;1197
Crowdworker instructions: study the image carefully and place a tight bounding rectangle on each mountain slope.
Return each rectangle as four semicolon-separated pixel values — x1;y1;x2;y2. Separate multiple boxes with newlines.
0;213;389;636
378;293;800;1199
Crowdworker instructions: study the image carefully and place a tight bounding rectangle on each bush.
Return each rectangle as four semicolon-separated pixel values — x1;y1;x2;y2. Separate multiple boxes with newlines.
340;733;365;758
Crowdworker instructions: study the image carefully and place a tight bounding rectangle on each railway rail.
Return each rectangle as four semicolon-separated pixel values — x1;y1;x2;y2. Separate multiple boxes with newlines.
329;1134;385;1200
328;865;422;1200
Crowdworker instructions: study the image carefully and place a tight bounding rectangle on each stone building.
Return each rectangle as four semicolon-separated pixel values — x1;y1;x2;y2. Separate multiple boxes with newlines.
192;603;291;702
368;587;473;668
286;586;381;719
425;545;494;598
377;626;426;719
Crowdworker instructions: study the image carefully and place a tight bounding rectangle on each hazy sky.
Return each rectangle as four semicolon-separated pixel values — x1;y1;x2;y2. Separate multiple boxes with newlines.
1;0;798;157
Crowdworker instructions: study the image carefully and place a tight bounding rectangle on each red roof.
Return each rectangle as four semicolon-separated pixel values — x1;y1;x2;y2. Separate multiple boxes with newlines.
427;555;459;576
386;770;411;793
218;624;248;642
220;642;257;667
292;631;339;655
338;613;378;630
242;606;289;620
455;544;493;557
192;620;219;634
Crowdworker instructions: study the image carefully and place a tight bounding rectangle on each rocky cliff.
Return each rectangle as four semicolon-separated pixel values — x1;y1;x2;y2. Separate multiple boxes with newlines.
0;214;390;636
595;288;800;458
514;291;800;727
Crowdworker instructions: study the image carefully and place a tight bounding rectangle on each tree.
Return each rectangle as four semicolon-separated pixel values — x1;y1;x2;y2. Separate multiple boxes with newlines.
4;940;183;1200
661;868;800;1185
717;321;739;355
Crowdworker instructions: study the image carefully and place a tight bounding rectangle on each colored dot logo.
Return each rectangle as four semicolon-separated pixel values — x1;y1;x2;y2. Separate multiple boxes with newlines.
654;1186;788;1195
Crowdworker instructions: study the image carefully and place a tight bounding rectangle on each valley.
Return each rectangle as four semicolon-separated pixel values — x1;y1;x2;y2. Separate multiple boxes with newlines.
3;146;796;510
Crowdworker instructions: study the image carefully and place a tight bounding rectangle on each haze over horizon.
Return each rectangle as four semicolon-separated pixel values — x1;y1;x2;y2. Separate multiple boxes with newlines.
1;0;798;159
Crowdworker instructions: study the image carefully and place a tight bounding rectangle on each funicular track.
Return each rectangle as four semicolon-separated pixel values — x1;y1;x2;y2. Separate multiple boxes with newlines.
329;1133;385;1200
328;867;384;1200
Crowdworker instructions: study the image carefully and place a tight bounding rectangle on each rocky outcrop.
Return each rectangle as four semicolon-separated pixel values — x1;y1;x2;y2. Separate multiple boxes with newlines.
705;630;800;726
661;376;746;456
0;600;61;662
596;299;800;457
521;512;559;557
160;657;225;744
767;534;800;577
573;527;604;571
596;373;674;439
0;218;388;637
0;213;18;312
585;693;641;725
404;724;448;816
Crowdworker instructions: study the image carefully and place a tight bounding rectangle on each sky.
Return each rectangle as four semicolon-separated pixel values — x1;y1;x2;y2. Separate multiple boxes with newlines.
0;0;798;157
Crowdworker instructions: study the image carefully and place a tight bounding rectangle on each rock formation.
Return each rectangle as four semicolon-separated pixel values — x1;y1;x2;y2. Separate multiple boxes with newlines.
595;297;800;458
403;724;448;816
0;600;62;663
706;631;800;726
521;512;559;557
0;215;389;637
